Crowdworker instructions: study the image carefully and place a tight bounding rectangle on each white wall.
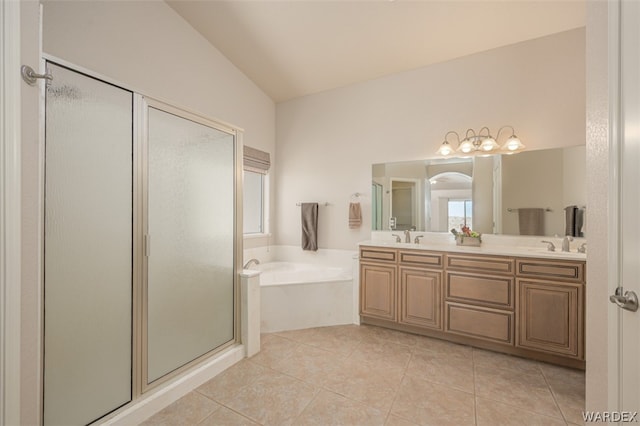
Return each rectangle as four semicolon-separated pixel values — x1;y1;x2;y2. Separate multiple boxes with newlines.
276;28;586;250
472;156;494;235
563;145;587;209
42;0;277;249
19;1;275;423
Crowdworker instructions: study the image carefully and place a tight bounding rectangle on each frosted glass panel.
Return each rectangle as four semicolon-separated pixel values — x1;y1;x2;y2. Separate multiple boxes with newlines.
44;63;132;425
147;107;235;383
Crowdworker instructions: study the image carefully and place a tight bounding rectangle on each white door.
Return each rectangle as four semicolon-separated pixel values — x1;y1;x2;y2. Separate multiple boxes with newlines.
611;0;640;415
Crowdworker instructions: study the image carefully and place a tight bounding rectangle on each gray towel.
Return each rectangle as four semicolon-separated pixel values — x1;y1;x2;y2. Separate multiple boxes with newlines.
518;208;544;235
301;203;318;251
565;205;578;237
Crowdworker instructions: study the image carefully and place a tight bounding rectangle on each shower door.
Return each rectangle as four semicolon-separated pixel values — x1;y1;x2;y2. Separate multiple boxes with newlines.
144;102;237;386
44;63;133;425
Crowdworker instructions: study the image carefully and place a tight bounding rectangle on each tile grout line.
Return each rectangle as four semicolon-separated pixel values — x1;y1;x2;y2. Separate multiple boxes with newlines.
291;385;324;425
193;362;267;425
538;362;572;425
201;358;322;425
382;343;417;425
195;402;264;426
472;348;479;426
473;358;570;423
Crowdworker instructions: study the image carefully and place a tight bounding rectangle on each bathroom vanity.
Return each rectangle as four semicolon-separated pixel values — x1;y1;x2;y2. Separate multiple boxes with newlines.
359;242;586;369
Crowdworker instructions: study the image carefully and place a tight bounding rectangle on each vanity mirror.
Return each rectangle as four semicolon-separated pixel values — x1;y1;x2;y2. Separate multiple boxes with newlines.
371;145;586;237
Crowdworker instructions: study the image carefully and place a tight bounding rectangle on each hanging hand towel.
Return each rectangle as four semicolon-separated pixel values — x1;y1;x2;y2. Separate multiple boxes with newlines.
349;202;362;229
564;205;578;237
301;203;319;251
518;208;544;235
575;207;585;237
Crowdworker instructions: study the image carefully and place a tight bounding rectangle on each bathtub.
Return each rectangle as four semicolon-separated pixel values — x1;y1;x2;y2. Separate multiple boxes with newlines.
258;262;352;286
244;246;357;332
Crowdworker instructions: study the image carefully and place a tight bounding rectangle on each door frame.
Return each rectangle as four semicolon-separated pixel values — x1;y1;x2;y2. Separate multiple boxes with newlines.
607;0;622;412
1;0;23;424
139;95;242;394
607;0;640;413
389;177;420;230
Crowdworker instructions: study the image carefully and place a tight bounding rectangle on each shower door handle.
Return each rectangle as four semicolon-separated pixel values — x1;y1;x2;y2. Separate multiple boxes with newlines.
144;234;150;257
610;287;639;312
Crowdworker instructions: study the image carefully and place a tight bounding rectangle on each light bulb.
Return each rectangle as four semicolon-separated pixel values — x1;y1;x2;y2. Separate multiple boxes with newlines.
504;135;523;151
480;137;498;152
437;141;452;156
459;140;474;153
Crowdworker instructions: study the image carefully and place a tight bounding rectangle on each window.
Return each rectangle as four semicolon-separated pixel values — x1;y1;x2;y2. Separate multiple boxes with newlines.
243;146;270;235
448;199;472;230
243;170;265;234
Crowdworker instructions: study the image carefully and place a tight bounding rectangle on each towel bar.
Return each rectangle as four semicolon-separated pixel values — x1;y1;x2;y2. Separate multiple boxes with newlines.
507;207;552;212
296;202;330;206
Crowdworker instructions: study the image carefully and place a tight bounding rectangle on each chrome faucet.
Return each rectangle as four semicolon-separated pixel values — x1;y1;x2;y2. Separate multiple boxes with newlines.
578;242;587;253
404;230;411;243
414;235;424;244
243;258;260;269
541;240;556;252
562;236;574;252
391;234;402;243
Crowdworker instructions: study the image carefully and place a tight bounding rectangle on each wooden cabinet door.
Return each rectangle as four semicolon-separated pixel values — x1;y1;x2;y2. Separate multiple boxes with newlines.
517;279;584;359
399;267;442;330
360;263;397;321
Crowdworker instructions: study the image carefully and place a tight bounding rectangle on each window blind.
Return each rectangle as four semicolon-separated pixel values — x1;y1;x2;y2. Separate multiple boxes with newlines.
243;146;270;174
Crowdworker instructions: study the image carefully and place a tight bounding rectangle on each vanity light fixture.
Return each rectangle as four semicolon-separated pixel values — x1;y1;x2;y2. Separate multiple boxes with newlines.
436;125;525;157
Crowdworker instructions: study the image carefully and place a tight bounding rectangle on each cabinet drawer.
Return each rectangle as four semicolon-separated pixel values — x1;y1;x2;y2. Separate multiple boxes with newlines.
516;259;585;283
445;302;514;345
446;254;515;275
399;250;444;268
360;247;397;263
446;272;514;310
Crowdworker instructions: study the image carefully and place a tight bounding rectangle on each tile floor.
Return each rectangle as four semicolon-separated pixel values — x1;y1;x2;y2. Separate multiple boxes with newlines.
141;324;585;426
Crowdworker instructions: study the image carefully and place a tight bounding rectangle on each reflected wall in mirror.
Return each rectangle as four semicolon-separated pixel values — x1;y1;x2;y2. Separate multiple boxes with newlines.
371;145;586;237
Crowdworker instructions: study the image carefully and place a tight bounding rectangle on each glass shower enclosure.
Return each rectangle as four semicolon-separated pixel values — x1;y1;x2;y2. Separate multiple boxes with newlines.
43;62;240;425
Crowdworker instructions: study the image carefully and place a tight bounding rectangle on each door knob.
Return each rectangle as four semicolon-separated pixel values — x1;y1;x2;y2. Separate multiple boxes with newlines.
609;287;639;312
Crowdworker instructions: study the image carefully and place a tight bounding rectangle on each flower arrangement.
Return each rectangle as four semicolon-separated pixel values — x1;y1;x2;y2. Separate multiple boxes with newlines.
450;226;482;246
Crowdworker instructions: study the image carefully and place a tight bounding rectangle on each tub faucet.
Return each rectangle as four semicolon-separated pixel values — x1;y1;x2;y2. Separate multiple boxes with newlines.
562;236;574;252
243;258;260;269
404;230;411;243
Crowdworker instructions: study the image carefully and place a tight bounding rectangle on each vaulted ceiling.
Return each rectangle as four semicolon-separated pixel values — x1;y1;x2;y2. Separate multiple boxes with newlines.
168;1;586;102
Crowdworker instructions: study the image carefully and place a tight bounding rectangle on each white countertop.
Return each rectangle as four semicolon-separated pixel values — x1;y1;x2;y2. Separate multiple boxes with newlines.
358;239;587;261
